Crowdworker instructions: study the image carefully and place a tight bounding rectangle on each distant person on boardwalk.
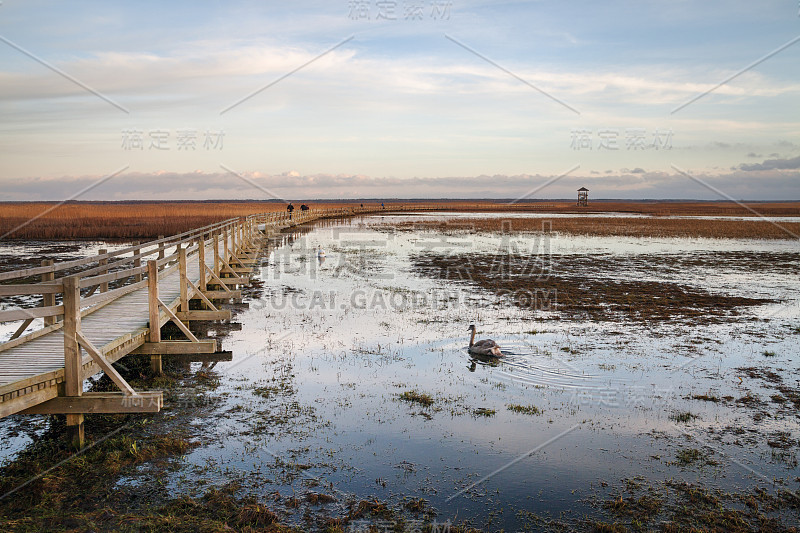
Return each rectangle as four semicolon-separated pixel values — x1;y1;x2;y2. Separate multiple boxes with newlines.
300;204;309;211
381;202;385;209
360;203;364;208
287;203;294;219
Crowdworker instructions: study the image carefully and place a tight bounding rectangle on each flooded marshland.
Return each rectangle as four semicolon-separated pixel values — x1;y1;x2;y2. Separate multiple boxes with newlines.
1;213;799;531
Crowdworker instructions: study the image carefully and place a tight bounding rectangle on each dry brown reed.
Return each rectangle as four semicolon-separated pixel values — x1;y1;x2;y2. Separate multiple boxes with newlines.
0;200;797;240
391;216;800;240
0;201;369;240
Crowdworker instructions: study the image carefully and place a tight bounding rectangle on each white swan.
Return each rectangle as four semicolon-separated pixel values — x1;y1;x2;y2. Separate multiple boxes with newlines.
467;324;502;357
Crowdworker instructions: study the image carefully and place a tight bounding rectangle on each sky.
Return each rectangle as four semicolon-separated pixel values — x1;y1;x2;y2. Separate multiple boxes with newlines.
0;0;798;200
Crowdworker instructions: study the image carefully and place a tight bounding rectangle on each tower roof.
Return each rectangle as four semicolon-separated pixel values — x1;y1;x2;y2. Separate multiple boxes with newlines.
577;187;589;191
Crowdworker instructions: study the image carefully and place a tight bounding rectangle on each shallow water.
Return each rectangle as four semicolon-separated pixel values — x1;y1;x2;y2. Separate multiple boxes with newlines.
374;211;800;222
1;215;799;530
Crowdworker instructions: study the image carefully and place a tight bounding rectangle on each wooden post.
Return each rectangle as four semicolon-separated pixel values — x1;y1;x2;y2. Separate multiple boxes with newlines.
42;259;56;326
158;236;166;262
213;232;220;276
147;260;162;375
98;249;108;292
198;234;206;292
133;242;142;282
62;276;84;448
223;228;229;267
179;247;188;313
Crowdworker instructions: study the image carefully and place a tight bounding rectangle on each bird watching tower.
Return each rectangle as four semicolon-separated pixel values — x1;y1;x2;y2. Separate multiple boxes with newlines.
577;187;588;207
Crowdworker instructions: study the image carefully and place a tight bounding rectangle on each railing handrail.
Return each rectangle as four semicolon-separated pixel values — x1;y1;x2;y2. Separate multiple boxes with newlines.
0;217;242;283
0;204;414;329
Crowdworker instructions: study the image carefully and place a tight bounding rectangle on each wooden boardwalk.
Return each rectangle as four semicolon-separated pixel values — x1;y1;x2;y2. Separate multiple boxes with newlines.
0;206;390;446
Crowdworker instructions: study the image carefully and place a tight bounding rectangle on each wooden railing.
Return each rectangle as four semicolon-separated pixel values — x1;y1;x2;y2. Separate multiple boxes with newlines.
0;204;405;347
0;217;243;345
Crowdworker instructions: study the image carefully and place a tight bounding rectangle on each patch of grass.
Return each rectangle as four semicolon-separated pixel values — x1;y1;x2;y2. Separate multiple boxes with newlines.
690;393;721;402
669;411;699;423
675;448;704;465
306;493;336;505
472;407;496;417
507;404;542;415
253;382;296;398
766;431;796;450
672;447;718;467
398;390;434;407
762;350;777;357
735;392;763;406
589;521;628;533
771;394;787;404
603;494;662;521
404;497;428;513
346;499;394;521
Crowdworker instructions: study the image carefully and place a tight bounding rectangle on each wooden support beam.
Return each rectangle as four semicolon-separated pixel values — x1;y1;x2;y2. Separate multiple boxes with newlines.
157;297;199;342
98;249;109;292
203;290;241;299
42;259;56;326
132;340;217;355
218;257;246;283
223;228;230;267
63;276;82;398
231;224;238;259
133;242;142;282
175;310;231;321
147;260;161;343
221;275;249;285
213;232;220;277
10;318;34;340
205;265;230;291
66;414;84;449
147;260;162;375
187;279;219;311
62;275;85;448
21;392;163;415
170;351;233;364
76;332;136;395
198;235;207;292
179;247;188;313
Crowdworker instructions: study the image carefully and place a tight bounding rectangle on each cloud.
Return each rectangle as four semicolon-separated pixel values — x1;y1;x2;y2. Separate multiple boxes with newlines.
1;36;798;114
1;168;797;201
739;156;800;171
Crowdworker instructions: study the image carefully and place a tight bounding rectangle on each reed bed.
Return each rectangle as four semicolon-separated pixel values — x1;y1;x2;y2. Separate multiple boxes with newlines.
0;200;798;240
388;216;800;240
0;201;371;240
394;201;800;217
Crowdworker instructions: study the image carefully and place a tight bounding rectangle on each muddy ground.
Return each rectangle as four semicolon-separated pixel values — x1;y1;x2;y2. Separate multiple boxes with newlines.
410;251;786;323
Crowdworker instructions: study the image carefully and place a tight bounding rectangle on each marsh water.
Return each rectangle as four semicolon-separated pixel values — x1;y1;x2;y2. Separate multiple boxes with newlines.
1;213;799;530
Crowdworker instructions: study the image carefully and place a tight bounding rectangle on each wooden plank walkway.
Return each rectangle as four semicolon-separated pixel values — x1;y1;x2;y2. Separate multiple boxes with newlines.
0;239;217;388
0;204;432;445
